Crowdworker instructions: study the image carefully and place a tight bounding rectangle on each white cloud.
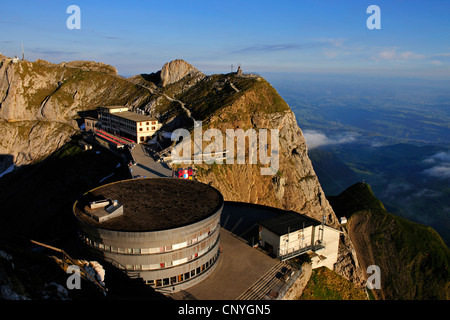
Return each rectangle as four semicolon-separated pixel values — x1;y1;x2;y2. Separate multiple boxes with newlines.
423;151;450;164
374;49;424;62
422;164;450;179
303;130;358;149
411;188;443;198
422;151;450;179
431;60;443;66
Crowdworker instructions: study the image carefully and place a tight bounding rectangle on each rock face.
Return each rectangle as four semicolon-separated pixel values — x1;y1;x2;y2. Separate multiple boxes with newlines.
159;59;202;87
0;57;364;289
0;56;151;167
154;70;365;284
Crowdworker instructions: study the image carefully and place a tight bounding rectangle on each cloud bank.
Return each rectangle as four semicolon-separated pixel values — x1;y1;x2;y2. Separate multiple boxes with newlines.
422;151;450;179
303;130;359;149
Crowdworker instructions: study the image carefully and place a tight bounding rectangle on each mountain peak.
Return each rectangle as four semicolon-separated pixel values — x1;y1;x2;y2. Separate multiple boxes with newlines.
160;59;201;87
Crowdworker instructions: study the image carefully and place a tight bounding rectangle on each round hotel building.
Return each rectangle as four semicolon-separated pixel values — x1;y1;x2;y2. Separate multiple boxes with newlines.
72;178;223;292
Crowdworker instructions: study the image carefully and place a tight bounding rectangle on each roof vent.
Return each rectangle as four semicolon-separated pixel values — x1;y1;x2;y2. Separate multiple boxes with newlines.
86;199;124;223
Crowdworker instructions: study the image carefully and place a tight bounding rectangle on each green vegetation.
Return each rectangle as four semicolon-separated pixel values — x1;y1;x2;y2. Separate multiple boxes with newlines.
16;60;150;117
165;74;289;121
300;267;367;300
328;182;450;299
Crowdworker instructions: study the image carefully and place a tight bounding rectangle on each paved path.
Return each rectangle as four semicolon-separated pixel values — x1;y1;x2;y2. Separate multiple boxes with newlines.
229;82;240;93
170;229;279;300
129;144;172;178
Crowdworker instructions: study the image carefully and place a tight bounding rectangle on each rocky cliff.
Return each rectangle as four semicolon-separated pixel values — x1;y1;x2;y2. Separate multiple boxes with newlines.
0;56;151;166
0;57;364;287
160;59;203;87
137;63;364;285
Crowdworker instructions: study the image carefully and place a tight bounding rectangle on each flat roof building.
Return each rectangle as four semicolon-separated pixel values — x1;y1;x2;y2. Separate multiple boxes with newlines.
97;106;162;143
73;178;224;292
258;212;341;270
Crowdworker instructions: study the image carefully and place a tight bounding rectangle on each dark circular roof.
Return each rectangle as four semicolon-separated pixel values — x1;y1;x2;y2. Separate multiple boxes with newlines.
73;178;223;232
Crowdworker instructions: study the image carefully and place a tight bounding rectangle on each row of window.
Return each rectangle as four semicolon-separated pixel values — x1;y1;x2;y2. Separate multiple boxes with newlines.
138;121;157;126
80;222;219;256
121;241;215;271
146;251;219;288
138;126;156;132
82;234;220;272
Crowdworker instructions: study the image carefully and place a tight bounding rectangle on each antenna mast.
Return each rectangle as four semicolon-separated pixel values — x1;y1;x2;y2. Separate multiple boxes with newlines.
21;42;24;60
318;190;325;243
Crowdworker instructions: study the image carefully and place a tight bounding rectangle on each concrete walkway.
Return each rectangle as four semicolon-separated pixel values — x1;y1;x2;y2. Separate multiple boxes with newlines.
129;144;172;178
172;229;279;300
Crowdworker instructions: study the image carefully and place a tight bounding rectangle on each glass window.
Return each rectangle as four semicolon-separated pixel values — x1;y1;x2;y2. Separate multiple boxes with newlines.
191;270;195;277
178;274;183;282
184;272;190;280
163;278;169;286
170;276;177;284
155;279;162;287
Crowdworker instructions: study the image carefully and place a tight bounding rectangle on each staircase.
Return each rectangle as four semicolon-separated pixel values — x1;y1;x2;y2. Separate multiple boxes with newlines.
237;261;293;300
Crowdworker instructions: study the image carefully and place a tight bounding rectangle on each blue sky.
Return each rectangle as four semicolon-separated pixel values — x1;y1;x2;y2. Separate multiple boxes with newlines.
1;0;450;78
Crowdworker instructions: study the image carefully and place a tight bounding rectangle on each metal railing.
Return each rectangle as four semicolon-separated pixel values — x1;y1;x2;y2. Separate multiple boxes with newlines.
277;241;326;261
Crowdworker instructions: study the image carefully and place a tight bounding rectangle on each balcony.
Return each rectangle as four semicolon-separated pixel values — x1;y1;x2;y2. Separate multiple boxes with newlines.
277;240;326;261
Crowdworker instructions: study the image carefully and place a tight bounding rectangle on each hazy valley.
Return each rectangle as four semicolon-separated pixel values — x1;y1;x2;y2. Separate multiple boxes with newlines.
266;73;450;246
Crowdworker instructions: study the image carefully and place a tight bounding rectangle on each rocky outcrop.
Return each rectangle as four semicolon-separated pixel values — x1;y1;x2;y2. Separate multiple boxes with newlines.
0;56;151;168
160;59;202;87
167;76;339;227
333;228;366;287
282;263;312;300
158;69;364;284
0;120;74;166
0;57;364;290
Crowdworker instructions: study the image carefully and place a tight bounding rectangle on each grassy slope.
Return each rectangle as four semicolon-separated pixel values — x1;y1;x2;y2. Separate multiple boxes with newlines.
300;267;368;300
328;183;450;299
160;73;290;122
14;59;150;119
